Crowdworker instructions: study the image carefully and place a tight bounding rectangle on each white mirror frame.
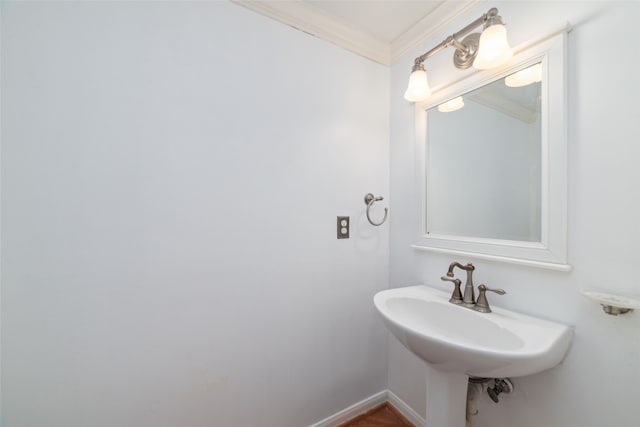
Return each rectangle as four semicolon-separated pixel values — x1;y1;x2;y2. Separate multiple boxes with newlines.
412;30;571;271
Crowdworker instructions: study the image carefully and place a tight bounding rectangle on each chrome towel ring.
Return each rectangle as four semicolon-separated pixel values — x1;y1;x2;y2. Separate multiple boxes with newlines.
364;193;388;226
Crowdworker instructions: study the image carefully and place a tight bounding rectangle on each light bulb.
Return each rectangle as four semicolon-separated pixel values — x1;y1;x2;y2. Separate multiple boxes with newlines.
404;68;432;102
437;96;465;112
474;24;513;70
505;63;542;87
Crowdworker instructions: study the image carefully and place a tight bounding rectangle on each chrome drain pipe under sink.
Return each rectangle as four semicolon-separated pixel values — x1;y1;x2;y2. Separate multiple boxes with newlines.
466;377;514;427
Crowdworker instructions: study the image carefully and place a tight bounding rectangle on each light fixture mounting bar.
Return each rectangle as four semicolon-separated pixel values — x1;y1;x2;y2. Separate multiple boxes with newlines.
412;7;500;68
404;7;512;103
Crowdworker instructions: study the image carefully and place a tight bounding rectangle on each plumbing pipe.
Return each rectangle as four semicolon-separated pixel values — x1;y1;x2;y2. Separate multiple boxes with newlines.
466;381;483;427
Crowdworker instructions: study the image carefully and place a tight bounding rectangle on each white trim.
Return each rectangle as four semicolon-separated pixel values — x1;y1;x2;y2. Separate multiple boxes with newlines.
308;390;387;427
230;0;487;66
390;0;486;64
308;389;425;427
411;244;573;272
387;390;426;427
231;0;390;65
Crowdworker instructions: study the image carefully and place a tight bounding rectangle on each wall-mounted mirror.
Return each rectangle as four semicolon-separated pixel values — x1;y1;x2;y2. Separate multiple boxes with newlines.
427;73;542;242
412;31;570;271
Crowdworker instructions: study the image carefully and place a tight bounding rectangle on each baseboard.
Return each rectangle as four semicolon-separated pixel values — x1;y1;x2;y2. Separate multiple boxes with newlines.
387;390;425;427
308;389;425;427
308;390;387;427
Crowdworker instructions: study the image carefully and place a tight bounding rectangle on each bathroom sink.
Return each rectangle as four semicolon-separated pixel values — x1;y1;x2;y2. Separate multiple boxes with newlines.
374;285;572;378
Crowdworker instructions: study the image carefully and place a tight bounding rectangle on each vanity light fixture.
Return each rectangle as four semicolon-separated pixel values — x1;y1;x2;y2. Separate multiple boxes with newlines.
437;96;465;112
404;63;432;102
404;7;513;103
505;63;542;87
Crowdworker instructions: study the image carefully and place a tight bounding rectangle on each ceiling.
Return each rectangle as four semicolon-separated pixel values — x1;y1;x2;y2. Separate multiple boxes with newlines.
231;0;485;65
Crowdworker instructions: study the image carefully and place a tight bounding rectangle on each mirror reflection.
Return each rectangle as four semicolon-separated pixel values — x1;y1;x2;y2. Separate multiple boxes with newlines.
426;63;542;242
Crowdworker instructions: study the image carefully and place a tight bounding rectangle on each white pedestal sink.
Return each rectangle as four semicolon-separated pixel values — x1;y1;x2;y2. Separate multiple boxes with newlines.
374;285;573;427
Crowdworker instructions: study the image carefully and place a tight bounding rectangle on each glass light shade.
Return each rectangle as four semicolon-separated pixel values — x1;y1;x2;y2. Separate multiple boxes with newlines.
437;96;464;112
473;24;513;70
404;69;432;102
505;63;542;87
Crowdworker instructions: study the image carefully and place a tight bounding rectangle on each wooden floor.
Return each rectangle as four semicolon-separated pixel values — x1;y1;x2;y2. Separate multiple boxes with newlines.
338;403;415;427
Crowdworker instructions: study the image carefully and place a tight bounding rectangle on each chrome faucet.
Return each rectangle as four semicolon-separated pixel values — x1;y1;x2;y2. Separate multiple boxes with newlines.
445;262;476;307
440;262;506;313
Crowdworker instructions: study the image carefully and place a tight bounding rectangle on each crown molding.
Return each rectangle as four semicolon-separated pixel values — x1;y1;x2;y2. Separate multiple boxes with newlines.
390;0;487;64
231;0;391;65
231;0;487;66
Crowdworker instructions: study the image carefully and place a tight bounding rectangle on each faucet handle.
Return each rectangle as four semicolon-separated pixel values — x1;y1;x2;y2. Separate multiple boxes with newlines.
441;276;463;304
475;284;506;313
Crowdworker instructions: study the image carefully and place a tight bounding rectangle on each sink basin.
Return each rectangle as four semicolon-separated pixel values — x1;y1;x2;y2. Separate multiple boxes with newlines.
374;285;573;378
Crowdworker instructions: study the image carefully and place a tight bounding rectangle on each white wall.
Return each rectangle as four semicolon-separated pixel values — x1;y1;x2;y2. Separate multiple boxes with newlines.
390;1;640;426
0;2;389;426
